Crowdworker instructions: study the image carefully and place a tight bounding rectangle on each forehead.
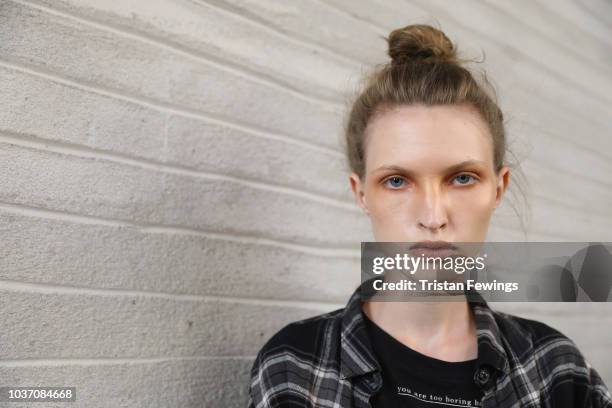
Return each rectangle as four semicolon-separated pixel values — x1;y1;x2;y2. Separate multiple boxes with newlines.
364;104;494;170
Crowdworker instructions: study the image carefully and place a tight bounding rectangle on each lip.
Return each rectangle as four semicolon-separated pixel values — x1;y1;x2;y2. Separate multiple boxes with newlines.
408;241;459;258
409;241;457;250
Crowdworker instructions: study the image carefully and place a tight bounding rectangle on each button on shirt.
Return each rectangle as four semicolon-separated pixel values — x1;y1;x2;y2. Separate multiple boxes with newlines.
474;366;491;388
247;279;612;407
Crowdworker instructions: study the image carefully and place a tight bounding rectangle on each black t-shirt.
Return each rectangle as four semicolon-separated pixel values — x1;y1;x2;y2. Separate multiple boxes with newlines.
363;312;484;407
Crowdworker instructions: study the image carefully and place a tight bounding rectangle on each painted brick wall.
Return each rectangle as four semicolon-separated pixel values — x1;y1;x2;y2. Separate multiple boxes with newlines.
1;0;611;406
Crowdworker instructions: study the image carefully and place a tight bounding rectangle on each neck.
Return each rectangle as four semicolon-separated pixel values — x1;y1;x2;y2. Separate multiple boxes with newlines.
361;297;478;361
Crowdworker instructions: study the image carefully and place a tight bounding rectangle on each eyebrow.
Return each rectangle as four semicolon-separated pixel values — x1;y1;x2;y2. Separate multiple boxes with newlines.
369;159;488;177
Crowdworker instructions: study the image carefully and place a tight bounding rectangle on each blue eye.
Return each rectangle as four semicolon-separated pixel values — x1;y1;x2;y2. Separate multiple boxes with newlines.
384;176;405;189
453;174;476;185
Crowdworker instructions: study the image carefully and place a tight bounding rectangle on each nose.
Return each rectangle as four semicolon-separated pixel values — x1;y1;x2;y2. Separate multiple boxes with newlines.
416;184;448;232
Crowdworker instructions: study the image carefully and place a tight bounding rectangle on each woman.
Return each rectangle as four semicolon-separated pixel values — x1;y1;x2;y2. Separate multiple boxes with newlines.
247;24;612;408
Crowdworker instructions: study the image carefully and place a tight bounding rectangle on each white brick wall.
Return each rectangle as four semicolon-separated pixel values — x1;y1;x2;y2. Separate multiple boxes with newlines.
1;0;610;406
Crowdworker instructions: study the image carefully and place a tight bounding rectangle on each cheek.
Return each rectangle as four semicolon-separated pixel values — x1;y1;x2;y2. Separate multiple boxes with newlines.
365;187;410;221
450;185;496;224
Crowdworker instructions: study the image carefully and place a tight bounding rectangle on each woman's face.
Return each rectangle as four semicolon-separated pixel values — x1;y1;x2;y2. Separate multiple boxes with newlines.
350;104;510;243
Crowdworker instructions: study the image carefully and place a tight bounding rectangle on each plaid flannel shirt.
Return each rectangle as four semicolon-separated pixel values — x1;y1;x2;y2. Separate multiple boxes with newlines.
248;279;612;407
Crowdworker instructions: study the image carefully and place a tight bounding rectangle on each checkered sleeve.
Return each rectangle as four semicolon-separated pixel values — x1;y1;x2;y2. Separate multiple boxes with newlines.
586;359;612;408
247;350;268;408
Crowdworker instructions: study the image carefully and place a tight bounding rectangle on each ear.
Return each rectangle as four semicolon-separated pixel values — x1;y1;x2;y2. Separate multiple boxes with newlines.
494;166;511;208
349;172;369;215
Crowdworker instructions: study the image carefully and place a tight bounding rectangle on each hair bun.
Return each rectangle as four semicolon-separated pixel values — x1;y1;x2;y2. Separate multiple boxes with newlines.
387;24;457;64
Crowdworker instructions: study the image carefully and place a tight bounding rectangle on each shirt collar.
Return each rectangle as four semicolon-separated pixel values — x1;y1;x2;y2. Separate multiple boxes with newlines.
340;277;517;380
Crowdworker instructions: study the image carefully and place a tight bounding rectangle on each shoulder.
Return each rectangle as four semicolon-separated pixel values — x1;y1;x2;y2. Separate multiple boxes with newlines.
494;309;575;348
492;309;612;407
492;308;586;369
250;307;345;377
247;308;346;406
256;307;344;359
